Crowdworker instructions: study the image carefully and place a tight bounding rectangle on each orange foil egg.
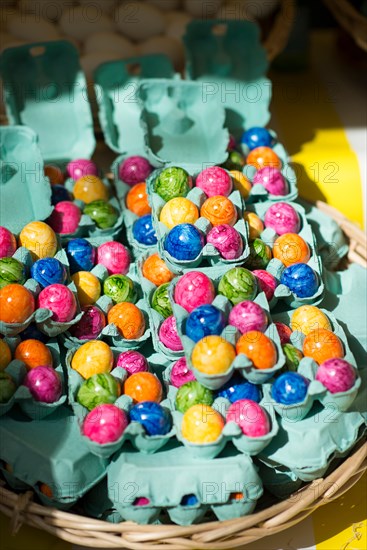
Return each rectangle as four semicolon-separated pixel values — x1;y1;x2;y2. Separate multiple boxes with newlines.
125;182;152;217
15;339;53;370
107;302;146;340
44;165;64;185
246;147;282;170
142;253;174;286
273;233;311;267
236;331;277;370
0;284;35;324
303;328;344;365
201;196;237;226
124;372;162;403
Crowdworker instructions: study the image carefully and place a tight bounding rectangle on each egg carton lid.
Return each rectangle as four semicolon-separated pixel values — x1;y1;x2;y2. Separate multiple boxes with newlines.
184;19;271;140
0;126;52;234
94;54;175;157
0;40;95;166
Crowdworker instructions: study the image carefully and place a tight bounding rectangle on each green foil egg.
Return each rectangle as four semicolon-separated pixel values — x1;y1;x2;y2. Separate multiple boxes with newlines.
77;373;120;411
246;239;273;270
175;381;214;413
154;167;191;202
0;257;26;289
0;372;17;403
103;274;137;304
218;267;257;305
222;150;246;172
84;200;119;229
283;344;304;372
151;282;173;319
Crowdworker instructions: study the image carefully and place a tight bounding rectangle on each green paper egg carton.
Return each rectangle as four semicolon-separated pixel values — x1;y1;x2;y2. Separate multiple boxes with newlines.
0;337;66;420
107;441;263;525
82;478;122;524
245;201;325;309
168;266;285;388
0;407;107;510
0;126;52;234
183;19;298;203
145;167;250;273
65;353;175;459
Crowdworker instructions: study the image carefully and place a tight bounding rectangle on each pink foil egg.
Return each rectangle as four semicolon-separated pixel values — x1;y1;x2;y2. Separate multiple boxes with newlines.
253;167;288;196
252;270;278;302
226;399;270;437
133;497;150;506
174;271;215;313
159;315;183;351
228;301;268;334
316;358;357;394
48;201;82;234
82;404;129;444
118;156;153;186
96;241;130;275
37;284;77;323
264;202;301;235
207;224;243;260
116;350;149;375
67;159;98;180
0;227;17;258
24;365;62;403
196;166;233;197
228;134;237;151
69;305;106;340
170;357;196;387
274;322;292;345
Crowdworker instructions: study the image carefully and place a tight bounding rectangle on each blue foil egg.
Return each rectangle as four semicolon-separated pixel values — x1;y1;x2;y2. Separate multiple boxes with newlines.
181;494;199;506
186;304;225;343
129;401;172;436
271;372;309;405
19;323;49;343
164;223;204;261
280;263;319;298
132;215;157;246
241;127;272;150
217;374;261;403
51;184;72;205
66;238;95;273
31;257;67;288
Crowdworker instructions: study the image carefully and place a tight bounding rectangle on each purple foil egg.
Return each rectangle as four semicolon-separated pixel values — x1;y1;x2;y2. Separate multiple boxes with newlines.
116;350;149;375
67;159;98;180
316;358;357;394
252;270;278;302
264;202;301;235
69;305;106;340
159;316;183;351
24;366;62;403
207;224;243;260
118;156;153;186
253;167;288;196
228;301;268;334
170;357;196;387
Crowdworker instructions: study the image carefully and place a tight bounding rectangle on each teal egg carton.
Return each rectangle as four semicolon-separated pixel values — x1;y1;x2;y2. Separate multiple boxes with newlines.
0;407;107;509
0;337;66;420
0;126;52;234
245;200;325;309
107;441;263;525
82;478;122;523
0;41;95;167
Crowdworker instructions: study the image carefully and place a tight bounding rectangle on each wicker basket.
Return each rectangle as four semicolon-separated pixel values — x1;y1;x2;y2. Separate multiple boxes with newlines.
323;0;367;52
263;0;295;60
0;201;366;549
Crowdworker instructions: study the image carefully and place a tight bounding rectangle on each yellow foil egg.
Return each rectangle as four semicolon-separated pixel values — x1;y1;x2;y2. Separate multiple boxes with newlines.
71;271;101;306
73;175;109;204
181;404;225;444
244;212;264;240
290;305;332;336
159;197;199;229
230;170;252;199
71;340;113;379
19;221;57;261
191;335;236;375
0;339;12;371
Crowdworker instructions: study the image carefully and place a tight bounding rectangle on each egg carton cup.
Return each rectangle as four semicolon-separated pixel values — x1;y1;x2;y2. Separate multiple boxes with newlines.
107;441;263;525
66;353;175;459
0;406;107;510
257;367;367;483
255;460;304;499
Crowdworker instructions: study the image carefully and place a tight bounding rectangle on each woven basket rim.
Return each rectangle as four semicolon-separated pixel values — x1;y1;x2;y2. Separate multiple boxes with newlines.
323;0;367;52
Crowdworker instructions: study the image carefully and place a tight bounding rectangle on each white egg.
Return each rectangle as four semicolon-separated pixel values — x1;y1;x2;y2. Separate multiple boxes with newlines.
78;0;117;15
138;35;184;69
84;32;137;57
7;14;61;42
242;0;280;19
165;11;192;39
114;2;165;41
59;6;115;41
17;0;76;21
184;0;222;18
80;51;124;79
147;0;181;11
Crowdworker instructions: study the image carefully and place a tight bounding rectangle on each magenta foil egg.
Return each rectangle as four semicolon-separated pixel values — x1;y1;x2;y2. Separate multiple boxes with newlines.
67;159;98;180
316;358;357;394
170;357;196;387
228;301;268;334
174;271;215;313
0;227;17;258
264;202;301;235
37;284;77;323
116;350;149;375
82;404;129;444
253;167;288;196
69;305;106;340
226;399;270;437
207;224;243;260
252;270;278;302
159;315;183;351
96;241;130;275
118;156;153;186
24;366;62;403
195;166;233;197
48;201;81;234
